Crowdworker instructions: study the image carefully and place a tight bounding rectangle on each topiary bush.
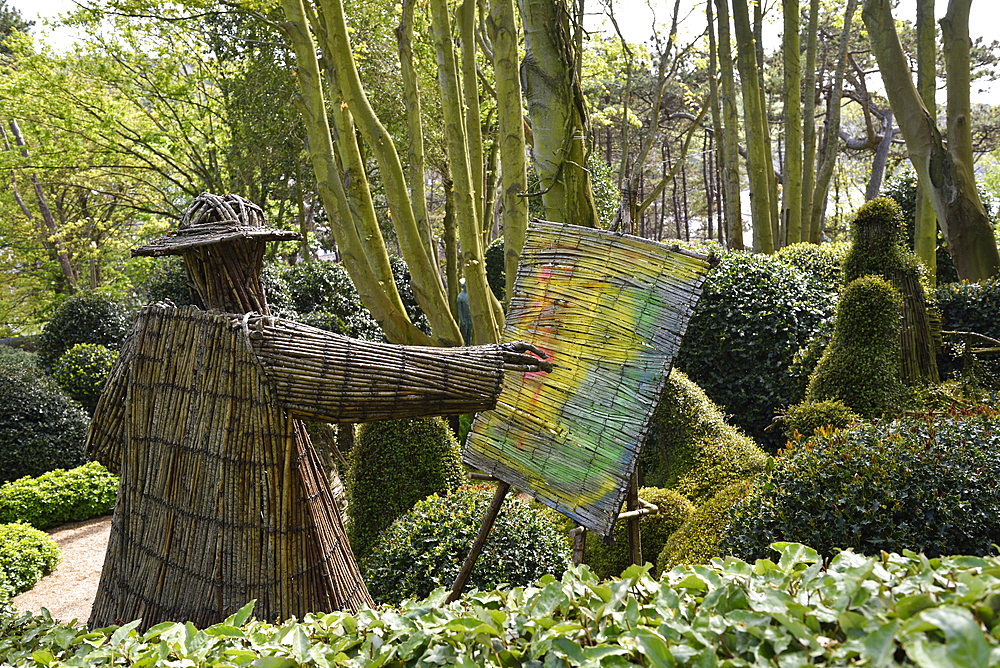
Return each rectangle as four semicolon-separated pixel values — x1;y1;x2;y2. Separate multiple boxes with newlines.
582;487;693;579
51;344;119;415
778;399;860;444
363;485;571;605
0;462;118;530
484;237;506;302
346;417;467;560
807;275;905;417
775;241;848;294
676;252;836;449
0;522;60;599
724;408;1000;561
36;292;132;371
0;356;89;485
656;480;755;572
640;369;768;504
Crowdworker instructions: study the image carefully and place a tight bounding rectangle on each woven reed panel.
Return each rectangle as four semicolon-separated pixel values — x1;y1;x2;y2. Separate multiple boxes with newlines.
464;221;710;538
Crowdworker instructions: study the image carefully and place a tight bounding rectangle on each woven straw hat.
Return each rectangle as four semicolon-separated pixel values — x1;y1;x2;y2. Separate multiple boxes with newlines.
132;193;301;257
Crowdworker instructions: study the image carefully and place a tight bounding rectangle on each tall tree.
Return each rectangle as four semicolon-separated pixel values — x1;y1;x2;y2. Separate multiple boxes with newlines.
914;0;938;280
715;0;743;249
781;0;803;246
799;0;821;242
863;0;1000;281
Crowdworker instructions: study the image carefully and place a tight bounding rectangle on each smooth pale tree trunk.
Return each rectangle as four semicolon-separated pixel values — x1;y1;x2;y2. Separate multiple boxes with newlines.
519;0;599;228
782;0;803;246
488;0;528;304
865;111;895;200
755;2;780;248
715;0;743;249
706;0;727;244
280;0;433;345
732;0;773;253
863;0;1000;281
428;0;503;344
459;0;486;231
808;0;857;243
914;0;937;281
800;0;820;242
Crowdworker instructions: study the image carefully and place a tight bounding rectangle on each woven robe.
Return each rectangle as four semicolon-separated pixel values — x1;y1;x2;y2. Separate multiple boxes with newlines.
86;303;505;629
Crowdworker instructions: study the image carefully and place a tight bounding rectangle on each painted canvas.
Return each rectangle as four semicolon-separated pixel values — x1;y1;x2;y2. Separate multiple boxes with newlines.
463;221;711;538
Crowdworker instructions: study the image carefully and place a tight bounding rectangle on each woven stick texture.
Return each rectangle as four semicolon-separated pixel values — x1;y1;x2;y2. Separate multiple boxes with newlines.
463;221;710;538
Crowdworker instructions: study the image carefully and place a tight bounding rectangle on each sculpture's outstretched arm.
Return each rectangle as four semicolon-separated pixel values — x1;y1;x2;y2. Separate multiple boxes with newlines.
248;317;548;423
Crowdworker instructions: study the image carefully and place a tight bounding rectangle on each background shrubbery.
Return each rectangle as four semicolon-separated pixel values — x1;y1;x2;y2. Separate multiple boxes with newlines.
346;417;466;560
35;292;131;371
51;344;119;415
0;523;60;601
726;408;1000;561
0;463;118;530
363;485;571;605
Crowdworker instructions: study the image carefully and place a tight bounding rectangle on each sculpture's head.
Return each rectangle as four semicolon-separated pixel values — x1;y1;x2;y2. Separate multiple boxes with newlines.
132;193;301;314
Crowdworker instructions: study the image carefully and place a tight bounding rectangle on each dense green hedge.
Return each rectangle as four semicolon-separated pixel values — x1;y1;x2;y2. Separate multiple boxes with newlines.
9;543;1000;667
346;417;466;560
775;241;848;293
36;292;131;371
779;398;860;443
363;485;570;605
0;522;60;600
484;237;506;302
656;479;754;571
726;409;1000;561
0;462;117;530
936;277;1000;379
676;251;835;449
640;369;767;504
51;344;119;415
0;355;89;484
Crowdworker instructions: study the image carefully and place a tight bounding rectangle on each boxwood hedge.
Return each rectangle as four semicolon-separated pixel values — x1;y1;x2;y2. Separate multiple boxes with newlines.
0;462;117;530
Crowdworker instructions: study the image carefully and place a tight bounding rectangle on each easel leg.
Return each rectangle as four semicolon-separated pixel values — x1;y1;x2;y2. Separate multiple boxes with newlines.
447;481;510;603
626;471;642;566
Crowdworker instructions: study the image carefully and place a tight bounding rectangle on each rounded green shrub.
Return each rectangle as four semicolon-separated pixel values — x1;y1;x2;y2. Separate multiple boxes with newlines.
779;399;860;443
0;357;89;484
0;522;60;598
36;292;132;370
582;487;693;579
0;462;118;530
807;275;905;417
724;409;1000;561
51;344;119;415
676;252;836;449
138;255;194;306
640;369;768;505
776;241;848;294
656;480;754;572
484;237;506;302
346;417;466;560
363;485;571;605
281;261;383;340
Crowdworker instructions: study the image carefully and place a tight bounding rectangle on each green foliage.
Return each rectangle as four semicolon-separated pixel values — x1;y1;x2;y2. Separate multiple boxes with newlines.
51;344;119;415
640;369;768;504
843;197;919;282
388;255;431;336
259;263;296;317
0;356;89;485
807;275;905;417
656;480;754;571
0;462;117;530
779;399;860;443
484;237;506;302
676;252;836;449
726;409;1000;561
280;261;383;340
0;522;59;600
775;241;848;293
12;543;1000;666
936;277;1000;378
346;417;466;560
363;485;571;605
36;292;131;371
883;171;959;283
582;487;693;579
137;256;193;307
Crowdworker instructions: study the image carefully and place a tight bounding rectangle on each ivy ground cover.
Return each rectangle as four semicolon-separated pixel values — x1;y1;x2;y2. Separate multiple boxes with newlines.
4;542;1000;667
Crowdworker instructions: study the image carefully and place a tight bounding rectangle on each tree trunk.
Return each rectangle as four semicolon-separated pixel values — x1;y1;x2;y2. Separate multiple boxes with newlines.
715;0;743;249
809;0;857;243
519;0;599;228
800;0;820;242
755;2;781;248
914;0;937;281
863;0;1000;281
732;0;773;253
782;0;803;247
865;111;894;200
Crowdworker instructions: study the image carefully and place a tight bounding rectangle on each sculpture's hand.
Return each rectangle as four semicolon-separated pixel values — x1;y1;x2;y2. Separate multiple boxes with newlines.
500;342;553;373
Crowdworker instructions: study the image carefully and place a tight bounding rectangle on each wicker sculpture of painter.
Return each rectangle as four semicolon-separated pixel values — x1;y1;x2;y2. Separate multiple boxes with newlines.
86;193;549;629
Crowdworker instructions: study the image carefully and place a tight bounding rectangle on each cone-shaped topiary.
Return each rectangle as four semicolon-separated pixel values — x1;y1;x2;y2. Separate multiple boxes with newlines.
346;417;466;559
807;275;904;418
581;487;694;579
655;480;754;572
640;369;767;505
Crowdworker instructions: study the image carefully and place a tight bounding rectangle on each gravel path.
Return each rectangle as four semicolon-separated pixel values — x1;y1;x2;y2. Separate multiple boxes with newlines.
13;516;111;626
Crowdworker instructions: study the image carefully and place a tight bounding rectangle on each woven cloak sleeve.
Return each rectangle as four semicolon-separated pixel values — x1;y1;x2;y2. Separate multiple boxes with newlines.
249;317;506;423
85;336;134;473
